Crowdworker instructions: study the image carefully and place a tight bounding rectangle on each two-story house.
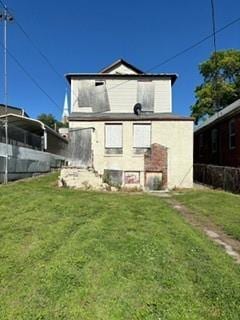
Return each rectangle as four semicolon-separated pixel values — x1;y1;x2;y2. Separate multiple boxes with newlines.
65;59;193;190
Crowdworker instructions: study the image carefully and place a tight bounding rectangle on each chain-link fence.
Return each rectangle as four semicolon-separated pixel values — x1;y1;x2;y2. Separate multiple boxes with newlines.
0;122;42;150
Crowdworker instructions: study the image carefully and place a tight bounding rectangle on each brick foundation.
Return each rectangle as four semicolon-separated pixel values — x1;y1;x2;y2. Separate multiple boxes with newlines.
144;143;168;189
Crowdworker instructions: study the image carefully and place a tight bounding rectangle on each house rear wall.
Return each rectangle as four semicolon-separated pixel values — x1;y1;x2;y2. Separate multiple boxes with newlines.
70;120;193;189
71;79;172;114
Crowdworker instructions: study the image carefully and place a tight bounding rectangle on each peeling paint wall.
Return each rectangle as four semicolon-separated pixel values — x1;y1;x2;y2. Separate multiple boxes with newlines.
69;120;193;189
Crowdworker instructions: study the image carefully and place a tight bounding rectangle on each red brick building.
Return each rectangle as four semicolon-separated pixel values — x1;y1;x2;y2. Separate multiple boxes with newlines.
194;99;240;167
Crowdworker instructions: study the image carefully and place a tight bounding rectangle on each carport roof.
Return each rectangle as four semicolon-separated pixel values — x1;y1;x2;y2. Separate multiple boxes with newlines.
0;114;68;141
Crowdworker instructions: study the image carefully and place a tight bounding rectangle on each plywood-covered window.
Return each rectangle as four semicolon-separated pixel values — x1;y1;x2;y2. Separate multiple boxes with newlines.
105;124;123;154
133;124;151;153
137;81;154;112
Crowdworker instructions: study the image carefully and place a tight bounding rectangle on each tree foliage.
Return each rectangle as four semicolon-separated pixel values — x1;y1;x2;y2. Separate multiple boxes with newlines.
191;50;240;123
37;113;68;130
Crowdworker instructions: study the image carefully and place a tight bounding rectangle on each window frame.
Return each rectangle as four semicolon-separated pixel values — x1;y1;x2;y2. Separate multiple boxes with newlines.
133;123;152;153
104;123;123;154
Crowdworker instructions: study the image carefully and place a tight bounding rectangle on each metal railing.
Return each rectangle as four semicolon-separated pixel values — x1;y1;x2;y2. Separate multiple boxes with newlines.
0;123;42;150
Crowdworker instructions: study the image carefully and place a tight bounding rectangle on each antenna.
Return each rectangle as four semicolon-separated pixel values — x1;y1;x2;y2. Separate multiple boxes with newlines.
0;3;14;184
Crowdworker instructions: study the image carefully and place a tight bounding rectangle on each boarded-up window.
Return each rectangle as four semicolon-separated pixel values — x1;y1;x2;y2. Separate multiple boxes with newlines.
105;124;123;152
137;81;154;112
133;124;151;148
124;171;140;184
77;80;110;112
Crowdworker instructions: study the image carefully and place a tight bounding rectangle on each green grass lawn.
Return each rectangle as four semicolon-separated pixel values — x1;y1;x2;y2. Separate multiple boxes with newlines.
0;174;240;319
174;189;240;241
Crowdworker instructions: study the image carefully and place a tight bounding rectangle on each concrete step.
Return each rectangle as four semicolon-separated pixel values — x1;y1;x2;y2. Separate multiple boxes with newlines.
59;167;106;190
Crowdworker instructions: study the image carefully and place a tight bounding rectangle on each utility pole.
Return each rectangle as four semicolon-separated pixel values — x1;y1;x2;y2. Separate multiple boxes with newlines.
0;4;13;184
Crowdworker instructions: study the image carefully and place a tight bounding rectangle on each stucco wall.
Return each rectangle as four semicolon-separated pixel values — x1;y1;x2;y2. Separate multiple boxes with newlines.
69;120;193;189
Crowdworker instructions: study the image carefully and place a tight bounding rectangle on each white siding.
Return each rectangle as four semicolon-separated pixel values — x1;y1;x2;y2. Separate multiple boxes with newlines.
108;64;138;75
106;79;137;113
71;78;172;113
154;79;172;113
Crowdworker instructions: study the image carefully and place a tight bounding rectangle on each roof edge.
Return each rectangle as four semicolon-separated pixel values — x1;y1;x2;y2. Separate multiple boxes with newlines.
194;99;240;133
65;73;178;85
100;59;144;74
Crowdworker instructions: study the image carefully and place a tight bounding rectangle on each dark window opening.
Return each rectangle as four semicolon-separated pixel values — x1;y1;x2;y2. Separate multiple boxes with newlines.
95;81;105;87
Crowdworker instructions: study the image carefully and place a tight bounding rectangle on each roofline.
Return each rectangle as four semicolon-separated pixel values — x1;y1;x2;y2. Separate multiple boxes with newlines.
194;99;240;133
100;58;144;74
68;113;193;122
0;113;68;142
0;103;29;117
65;73;178;85
0;113;45;130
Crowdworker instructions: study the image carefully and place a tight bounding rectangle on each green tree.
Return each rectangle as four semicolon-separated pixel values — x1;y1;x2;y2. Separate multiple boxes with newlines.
191;50;240;123
37;113;68;130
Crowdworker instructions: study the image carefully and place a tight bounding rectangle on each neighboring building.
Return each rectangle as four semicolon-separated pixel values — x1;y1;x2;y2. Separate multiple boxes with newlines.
0;113;68;156
194;99;240;167
0;104;29;117
0;114;68;183
65;59;193;190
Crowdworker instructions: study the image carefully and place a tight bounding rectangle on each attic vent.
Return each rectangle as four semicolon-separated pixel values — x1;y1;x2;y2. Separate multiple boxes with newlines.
95;80;105;86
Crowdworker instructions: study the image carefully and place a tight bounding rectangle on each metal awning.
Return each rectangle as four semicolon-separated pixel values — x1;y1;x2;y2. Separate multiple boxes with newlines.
0;114;44;135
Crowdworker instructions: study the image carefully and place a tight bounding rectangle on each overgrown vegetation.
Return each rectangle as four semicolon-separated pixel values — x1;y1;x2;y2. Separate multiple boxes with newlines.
0;174;240;319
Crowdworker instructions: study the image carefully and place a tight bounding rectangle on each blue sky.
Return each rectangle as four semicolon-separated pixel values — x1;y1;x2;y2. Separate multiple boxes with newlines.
0;0;239;119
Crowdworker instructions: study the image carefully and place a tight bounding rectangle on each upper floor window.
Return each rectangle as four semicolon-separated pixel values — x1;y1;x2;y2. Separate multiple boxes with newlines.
229;119;236;150
105;124;123;154
211;129;218;153
95;80;105;87
133;124;151;154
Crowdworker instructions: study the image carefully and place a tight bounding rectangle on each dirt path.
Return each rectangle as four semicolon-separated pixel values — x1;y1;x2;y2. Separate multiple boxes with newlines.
152;193;240;264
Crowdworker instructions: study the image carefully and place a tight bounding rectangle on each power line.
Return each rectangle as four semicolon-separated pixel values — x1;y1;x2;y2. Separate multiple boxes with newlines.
0;0;80;112
1;0;240;107
0;1;67;83
76;15;240;97
0;41;62;112
211;0;217;54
